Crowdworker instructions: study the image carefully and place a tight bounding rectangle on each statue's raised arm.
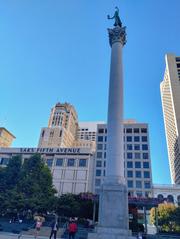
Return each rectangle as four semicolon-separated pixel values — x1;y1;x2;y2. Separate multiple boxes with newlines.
107;7;122;27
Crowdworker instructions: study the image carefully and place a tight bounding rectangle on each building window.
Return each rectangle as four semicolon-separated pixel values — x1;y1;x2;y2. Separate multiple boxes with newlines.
126;128;132;133
135;162;141;168
41;130;45;137
142;144;148;150
104;152;106;159
144;171;150;178
96;170;101;176
143;153;149;159
79;159;87;167
98;136;103;142
134;144;140;150
141;128;147;133
127;153;133;159
95;179;101;186
96;161;102;167
128;180;133;188
127;161;133;168
97;152;103;158
46;159;53;167
127;171;133;178
143;162;149;168
142;136;147;142
144;181;151;189
136;181;142;188
128;191;134;197
98;128;104;134
134;128;139;133
167;195;174;203
56;158;63;166
104;161;106;167
103;170;106;176
127;136;132;142
145;191;151;198
127;144;133;150
105;136;107;142
134;136;140;142
136;191;143;197
104;144;107;150
97;144;103;150
135;153;141;159
157;194;164;201
67;158;75;167
0;158;10;165
135;171;142;178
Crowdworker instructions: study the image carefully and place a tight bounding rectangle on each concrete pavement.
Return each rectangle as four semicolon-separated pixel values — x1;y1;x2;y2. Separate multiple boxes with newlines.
0;232;61;239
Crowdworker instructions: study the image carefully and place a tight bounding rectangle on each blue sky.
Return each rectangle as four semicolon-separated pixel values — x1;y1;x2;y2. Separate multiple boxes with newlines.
0;0;180;184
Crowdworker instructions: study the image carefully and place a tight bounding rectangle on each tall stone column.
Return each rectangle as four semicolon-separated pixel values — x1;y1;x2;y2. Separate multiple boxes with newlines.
88;25;132;239
106;26;126;185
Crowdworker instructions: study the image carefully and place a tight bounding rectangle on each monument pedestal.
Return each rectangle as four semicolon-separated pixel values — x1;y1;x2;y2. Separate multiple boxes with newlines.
88;183;134;239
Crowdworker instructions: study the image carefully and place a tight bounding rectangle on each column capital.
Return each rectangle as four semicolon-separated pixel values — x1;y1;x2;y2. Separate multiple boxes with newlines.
108;26;126;47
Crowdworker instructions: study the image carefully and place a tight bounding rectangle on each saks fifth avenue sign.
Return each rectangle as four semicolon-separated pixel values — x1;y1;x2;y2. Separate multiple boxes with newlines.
20;147;81;154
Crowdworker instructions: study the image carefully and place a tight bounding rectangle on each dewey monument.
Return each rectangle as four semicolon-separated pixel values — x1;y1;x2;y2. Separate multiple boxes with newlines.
89;8;133;239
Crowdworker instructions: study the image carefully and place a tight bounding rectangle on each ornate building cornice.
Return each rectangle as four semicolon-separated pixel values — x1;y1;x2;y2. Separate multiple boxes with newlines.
108;26;126;47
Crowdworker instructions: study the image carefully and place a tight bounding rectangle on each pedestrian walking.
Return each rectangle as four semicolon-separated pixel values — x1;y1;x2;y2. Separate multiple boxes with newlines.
49;219;59;239
34;215;45;239
68;219;78;239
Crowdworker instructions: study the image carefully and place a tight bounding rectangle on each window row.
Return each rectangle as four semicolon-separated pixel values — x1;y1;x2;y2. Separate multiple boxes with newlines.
98;128;148;134
127;144;148;151
127;180;151;189
126;136;148;142
96;169;106;177
95;179;151;189
126;152;149;160
127;161;150;169
125;128;147;134
46;158;88;167
96;160;106;167
97;136;148;142
127;170;150;178
96;152;149;159
97;144;148;151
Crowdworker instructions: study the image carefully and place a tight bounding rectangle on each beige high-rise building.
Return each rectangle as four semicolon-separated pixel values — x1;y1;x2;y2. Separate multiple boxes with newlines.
38;102;78;147
0;127;15;147
160;54;180;184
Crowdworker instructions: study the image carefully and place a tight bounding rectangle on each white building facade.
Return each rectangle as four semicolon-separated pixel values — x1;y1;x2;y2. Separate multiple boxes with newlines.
160;54;180;184
0;147;95;195
94;120;153;197
77;122;104;142
153;184;180;205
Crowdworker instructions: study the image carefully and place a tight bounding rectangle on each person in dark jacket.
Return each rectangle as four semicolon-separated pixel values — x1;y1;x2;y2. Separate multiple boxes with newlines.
49;219;59;239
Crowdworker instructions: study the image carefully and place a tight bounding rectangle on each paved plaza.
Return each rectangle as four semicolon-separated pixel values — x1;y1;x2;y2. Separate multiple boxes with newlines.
0;232;61;239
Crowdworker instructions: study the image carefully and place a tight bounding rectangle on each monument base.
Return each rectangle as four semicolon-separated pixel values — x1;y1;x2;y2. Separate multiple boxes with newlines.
88;183;134;239
88;227;135;239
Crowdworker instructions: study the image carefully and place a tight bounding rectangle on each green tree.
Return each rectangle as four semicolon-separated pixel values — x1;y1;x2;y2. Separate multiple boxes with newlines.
150;203;180;232
56;194;80;217
0;154;56;216
18;154;56;214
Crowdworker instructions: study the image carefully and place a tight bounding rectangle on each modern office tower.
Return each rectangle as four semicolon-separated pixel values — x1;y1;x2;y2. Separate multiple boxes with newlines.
94;120;153;197
0;127;15;147
38;102;78;148
160;54;180;184
77;122;104;142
